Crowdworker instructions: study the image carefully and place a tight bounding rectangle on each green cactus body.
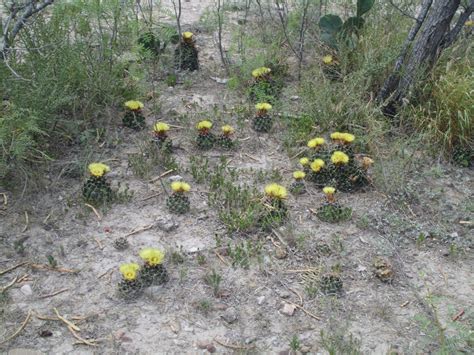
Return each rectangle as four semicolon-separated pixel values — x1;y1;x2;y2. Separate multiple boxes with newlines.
175;42;199;71
217;135;234;150
196;131;215;150
82;176;113;204
167;192;190;214
153;134;173;153
123;110;146;130
319;273;343;295
290;181;306;195
139;264;169;287
317;202;352;223
113;237;129;251
118;279;143;300
252;114;273;133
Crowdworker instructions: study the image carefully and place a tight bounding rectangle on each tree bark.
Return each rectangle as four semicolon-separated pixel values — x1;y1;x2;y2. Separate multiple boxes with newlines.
377;0;472;115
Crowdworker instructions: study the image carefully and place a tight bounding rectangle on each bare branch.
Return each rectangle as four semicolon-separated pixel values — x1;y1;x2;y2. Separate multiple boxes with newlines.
387;0;417;21
441;0;474;48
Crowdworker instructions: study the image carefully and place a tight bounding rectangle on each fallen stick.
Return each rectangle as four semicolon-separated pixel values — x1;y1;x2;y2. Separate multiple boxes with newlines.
94;238;104;250
0;261;28;276
140;192;161;201
84;204;102;221
284;300;322;320
214;338;255;350
39;288;69;299
21;211;29;233
98;269;113;279
54;308;80;331
0;192;7;206
124;224;154;238
149;169;175;183
67;326;97;346
214;251;229;266
244;153;259;162
452;309;464;322
30;264;78;273
1;276;18;294
0;310;32;345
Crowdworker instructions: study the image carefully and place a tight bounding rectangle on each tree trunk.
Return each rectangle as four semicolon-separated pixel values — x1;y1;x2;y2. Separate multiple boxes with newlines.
378;0;473;115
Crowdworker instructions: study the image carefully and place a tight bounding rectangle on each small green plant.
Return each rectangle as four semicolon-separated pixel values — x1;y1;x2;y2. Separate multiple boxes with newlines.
319;272;343;295
171;249;186;264
289;335;301;352
204;269;222;296
123;100;146;130
319;0;374;49
197;253;206;266
189;156;210;183
248;66;280;104
166;181;191;214
47;255;57;268
227;240;263;269
196;299;212;315
320;328;362;355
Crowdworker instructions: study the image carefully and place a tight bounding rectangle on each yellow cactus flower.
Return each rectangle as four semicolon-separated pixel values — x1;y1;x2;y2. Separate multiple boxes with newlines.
153;122;170;133
197;120;212;130
310;159;325;172
88;163;110;177
255;102;272;112
124;100;144;111
323;186;336;195
222;125;234;135
322;55;333;64
264;183;288;199
293;171;306;180
330;132;343;140
340;133;355;143
465;20;474;27
119;263;140;281
139;248;165;266
171;181;191;193
183;31;194;40
299;157;310;166
331;151;350;165
252;66;271;78
307;137;325;148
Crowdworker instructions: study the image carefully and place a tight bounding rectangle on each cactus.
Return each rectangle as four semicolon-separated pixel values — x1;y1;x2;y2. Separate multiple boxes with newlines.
319;0;374;48
138;25;179;57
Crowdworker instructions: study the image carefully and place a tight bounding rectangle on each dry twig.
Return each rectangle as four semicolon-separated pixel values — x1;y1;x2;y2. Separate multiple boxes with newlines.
149;169;175;183
214;338;255;350
54;308;80;331
0;310;32;345
21;211;29;233
84;203;102;221
39;288;69;299
124;224;154;238
0;261;28;276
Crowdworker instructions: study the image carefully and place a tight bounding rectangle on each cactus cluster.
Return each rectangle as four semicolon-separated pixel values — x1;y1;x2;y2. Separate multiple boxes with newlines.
259;183;288;230
299;132;373;192
249;66;280;104
196;120;216;149
319;0;374;49
118;247;168;300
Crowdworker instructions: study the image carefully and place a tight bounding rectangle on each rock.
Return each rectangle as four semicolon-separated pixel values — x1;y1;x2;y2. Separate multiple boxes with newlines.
206;344;216;353
290;95;300;101
155;216;179;232
197;340;211;349
20;284;32;296
168;175;183;182
221;307;238;324
143;286;165;299
257;296;265;305
214;303;228;311
275;248;287;259
245;337;256;344
280;302;296;316
278;290;291;299
300;345;312;353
